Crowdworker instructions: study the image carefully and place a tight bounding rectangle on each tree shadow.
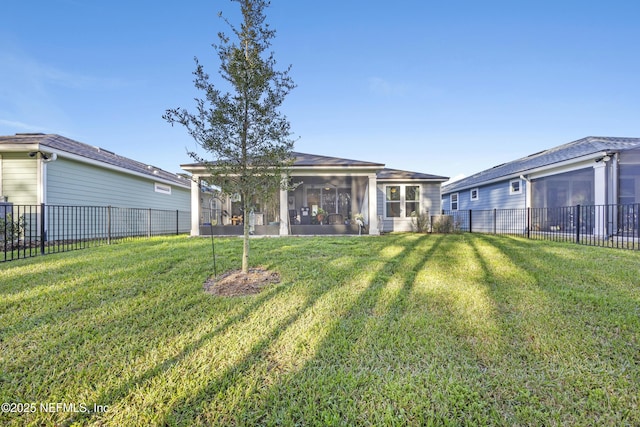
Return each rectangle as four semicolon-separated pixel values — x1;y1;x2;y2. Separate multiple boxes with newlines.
69;282;289;425
60;235;398;425
156;234;444;425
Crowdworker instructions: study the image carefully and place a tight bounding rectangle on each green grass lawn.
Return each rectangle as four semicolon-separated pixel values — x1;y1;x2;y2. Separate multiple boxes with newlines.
1;234;638;426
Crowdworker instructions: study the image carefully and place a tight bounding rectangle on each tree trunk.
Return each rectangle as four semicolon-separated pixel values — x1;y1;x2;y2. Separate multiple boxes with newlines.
242;200;250;273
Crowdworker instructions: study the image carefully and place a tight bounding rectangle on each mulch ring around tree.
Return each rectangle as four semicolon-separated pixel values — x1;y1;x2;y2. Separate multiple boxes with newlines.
203;267;281;297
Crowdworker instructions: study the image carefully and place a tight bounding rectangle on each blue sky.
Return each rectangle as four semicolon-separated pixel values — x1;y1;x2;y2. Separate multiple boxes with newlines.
2;1;639;182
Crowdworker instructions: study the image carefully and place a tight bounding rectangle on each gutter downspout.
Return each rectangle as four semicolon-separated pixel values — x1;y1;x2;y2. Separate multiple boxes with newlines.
39;152;57;205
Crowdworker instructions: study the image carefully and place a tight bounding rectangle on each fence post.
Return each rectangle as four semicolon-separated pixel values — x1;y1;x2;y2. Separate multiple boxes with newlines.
637;203;640;240
527;207;531;239
493;209;497;234
107;206;111;245
469;210;473;233
176;210;179;235
575;205;581;243
40;203;46;255
148;208;152;238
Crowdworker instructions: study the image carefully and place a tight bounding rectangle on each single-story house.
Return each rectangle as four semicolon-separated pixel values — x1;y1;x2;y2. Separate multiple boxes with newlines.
0;133;191;208
441;136;640;235
0;133;192;240
181;152;449;235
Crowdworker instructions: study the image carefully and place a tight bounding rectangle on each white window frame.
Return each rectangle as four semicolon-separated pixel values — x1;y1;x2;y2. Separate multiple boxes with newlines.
451;192;459;211
384;184;422;219
470;188;479;201
509;179;522;195
384;185;402;218
405;185;420;217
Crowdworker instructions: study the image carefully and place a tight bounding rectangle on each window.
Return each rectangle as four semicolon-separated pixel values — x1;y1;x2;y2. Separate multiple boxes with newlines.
385;185;422;218
510;179;521;195
386;186;401;217
451;193;459;211
470;188;479;201
405;185;420;216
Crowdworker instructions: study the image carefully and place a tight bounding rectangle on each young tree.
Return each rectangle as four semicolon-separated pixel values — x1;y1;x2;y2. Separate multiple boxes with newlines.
164;0;295;273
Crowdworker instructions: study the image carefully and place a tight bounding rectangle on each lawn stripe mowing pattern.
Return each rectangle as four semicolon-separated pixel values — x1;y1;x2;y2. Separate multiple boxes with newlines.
0;234;638;426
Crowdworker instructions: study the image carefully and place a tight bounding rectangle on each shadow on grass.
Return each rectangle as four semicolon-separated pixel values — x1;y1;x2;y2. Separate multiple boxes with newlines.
7;234;638;425
158;234;444;425
71;282;289;424
0;237;219;341
59;235;387;424
467;233;640;425
157;239;437;424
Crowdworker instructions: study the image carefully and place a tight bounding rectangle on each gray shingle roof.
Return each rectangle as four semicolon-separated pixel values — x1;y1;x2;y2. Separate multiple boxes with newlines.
180;151;386;169
291;152;384;168
442;136;640;193
183;152;447;181
0;133;190;187
377;168;449;181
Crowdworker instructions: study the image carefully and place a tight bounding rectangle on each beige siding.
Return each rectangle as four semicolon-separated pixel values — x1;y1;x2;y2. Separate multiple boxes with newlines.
1;153;38;205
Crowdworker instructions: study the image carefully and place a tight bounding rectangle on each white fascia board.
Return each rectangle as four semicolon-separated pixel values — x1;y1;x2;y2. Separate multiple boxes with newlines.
526;155;605;180
377;178;449;183
46;147;191;189
0;143;40;152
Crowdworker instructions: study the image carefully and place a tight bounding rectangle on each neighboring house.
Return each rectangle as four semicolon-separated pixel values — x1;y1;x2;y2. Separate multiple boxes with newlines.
441;136;640;235
0;133;191;209
182;152;448;235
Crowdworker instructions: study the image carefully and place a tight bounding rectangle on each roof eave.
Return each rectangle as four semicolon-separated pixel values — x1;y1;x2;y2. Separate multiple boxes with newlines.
181;163;385;175
44;146;191;189
378;177;449;182
442;151;608;193
0;143;41;152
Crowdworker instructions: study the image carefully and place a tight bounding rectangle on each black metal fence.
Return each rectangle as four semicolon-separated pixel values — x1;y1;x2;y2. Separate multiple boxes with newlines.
0;204;191;262
442;203;640;250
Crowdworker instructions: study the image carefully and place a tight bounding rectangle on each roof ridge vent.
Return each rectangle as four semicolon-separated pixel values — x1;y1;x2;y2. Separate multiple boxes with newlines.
526;150;546;158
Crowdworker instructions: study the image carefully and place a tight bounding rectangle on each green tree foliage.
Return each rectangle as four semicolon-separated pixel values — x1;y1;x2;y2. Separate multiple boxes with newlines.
164;0;295;273
0;213;25;249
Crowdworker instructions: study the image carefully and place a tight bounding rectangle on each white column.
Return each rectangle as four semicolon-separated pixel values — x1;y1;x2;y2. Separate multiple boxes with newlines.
279;176;289;235
593;161;607;237
190;176;201;236
368;173;379;235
